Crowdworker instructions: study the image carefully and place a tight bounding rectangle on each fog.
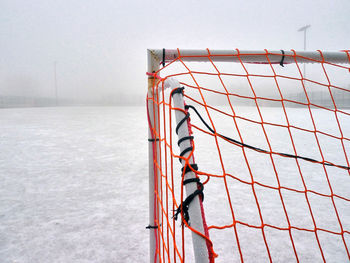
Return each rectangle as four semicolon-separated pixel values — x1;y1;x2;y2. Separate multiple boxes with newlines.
1;0;350;107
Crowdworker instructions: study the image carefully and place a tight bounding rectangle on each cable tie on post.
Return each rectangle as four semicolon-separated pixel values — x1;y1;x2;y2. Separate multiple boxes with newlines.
178;147;193;163
183;177;200;185
148;138;160;142
181;163;198;175
146;225;159;229
183;177;204;202
177;136;194;146
162;48;166;67
175;112;190;135
171;87;185;97
280;50;285;67
174;178;204;225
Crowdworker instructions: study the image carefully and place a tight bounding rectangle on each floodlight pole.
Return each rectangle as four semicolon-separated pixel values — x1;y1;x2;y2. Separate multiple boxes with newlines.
54;61;58;106
297;25;310;51
303;28;307;51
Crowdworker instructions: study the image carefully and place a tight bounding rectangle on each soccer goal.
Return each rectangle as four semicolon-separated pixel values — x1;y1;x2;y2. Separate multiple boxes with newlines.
147;49;350;263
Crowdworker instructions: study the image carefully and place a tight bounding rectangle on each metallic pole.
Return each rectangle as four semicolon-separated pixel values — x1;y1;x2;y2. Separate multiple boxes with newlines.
298;25;310;50
298;25;311;80
147;49;160;263
54;61;58;106
298;25;311;101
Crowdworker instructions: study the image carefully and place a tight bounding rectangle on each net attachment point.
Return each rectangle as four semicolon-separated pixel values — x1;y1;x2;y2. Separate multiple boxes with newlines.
146;225;158;229
148;138;160;142
280;50;285;67
162;48;166;67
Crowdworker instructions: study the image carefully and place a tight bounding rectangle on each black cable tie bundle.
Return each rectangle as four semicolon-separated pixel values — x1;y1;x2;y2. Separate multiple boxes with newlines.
179;147;193;163
146;225;158;229
178;136;194;146
148;138;160;142
162;48;166;67
173;88;189;136
175;112;190;135
181;163;198;174
171;87;185;97
171;86;205;226
280;50;285;67
174;177;204;226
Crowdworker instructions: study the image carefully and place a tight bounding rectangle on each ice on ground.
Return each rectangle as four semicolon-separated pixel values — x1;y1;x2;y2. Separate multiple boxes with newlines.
0;107;148;263
0;106;349;262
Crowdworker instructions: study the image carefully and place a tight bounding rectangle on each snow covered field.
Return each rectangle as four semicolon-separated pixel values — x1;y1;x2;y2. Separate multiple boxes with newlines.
0;107;149;262
0;106;349;262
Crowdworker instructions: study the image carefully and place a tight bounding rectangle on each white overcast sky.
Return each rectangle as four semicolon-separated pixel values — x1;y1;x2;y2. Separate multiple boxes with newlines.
1;0;349;100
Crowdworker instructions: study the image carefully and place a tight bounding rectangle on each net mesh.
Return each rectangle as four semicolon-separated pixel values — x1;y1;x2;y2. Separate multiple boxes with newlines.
147;49;350;262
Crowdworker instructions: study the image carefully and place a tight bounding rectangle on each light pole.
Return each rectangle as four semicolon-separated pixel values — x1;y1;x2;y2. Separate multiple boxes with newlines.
54;61;58;106
298;25;311;51
298;25;311;100
298;25;311;76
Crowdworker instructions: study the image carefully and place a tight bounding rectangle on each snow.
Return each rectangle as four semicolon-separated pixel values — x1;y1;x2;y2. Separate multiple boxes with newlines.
0;106;349;262
0;107;148;262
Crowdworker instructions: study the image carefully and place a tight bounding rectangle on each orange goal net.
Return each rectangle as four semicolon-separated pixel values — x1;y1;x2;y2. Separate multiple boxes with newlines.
147;49;350;262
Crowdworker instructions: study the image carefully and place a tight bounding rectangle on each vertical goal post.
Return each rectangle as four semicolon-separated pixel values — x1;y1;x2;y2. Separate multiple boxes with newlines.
147;49;350;263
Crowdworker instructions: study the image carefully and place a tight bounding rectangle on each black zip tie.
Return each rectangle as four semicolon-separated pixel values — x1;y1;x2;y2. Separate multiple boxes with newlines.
179;147;193;163
183;177;204;201
280;50;285;67
171;87;185;97
173;88;189;136
174;178;204;225
178;136;194;146
148;138;160;142
162;48;166;67
146;225;158;229
181;163;198;175
175;112;190;135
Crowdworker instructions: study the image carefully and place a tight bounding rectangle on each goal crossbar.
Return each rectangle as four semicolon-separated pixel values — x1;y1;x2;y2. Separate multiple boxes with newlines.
148;49;350;66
